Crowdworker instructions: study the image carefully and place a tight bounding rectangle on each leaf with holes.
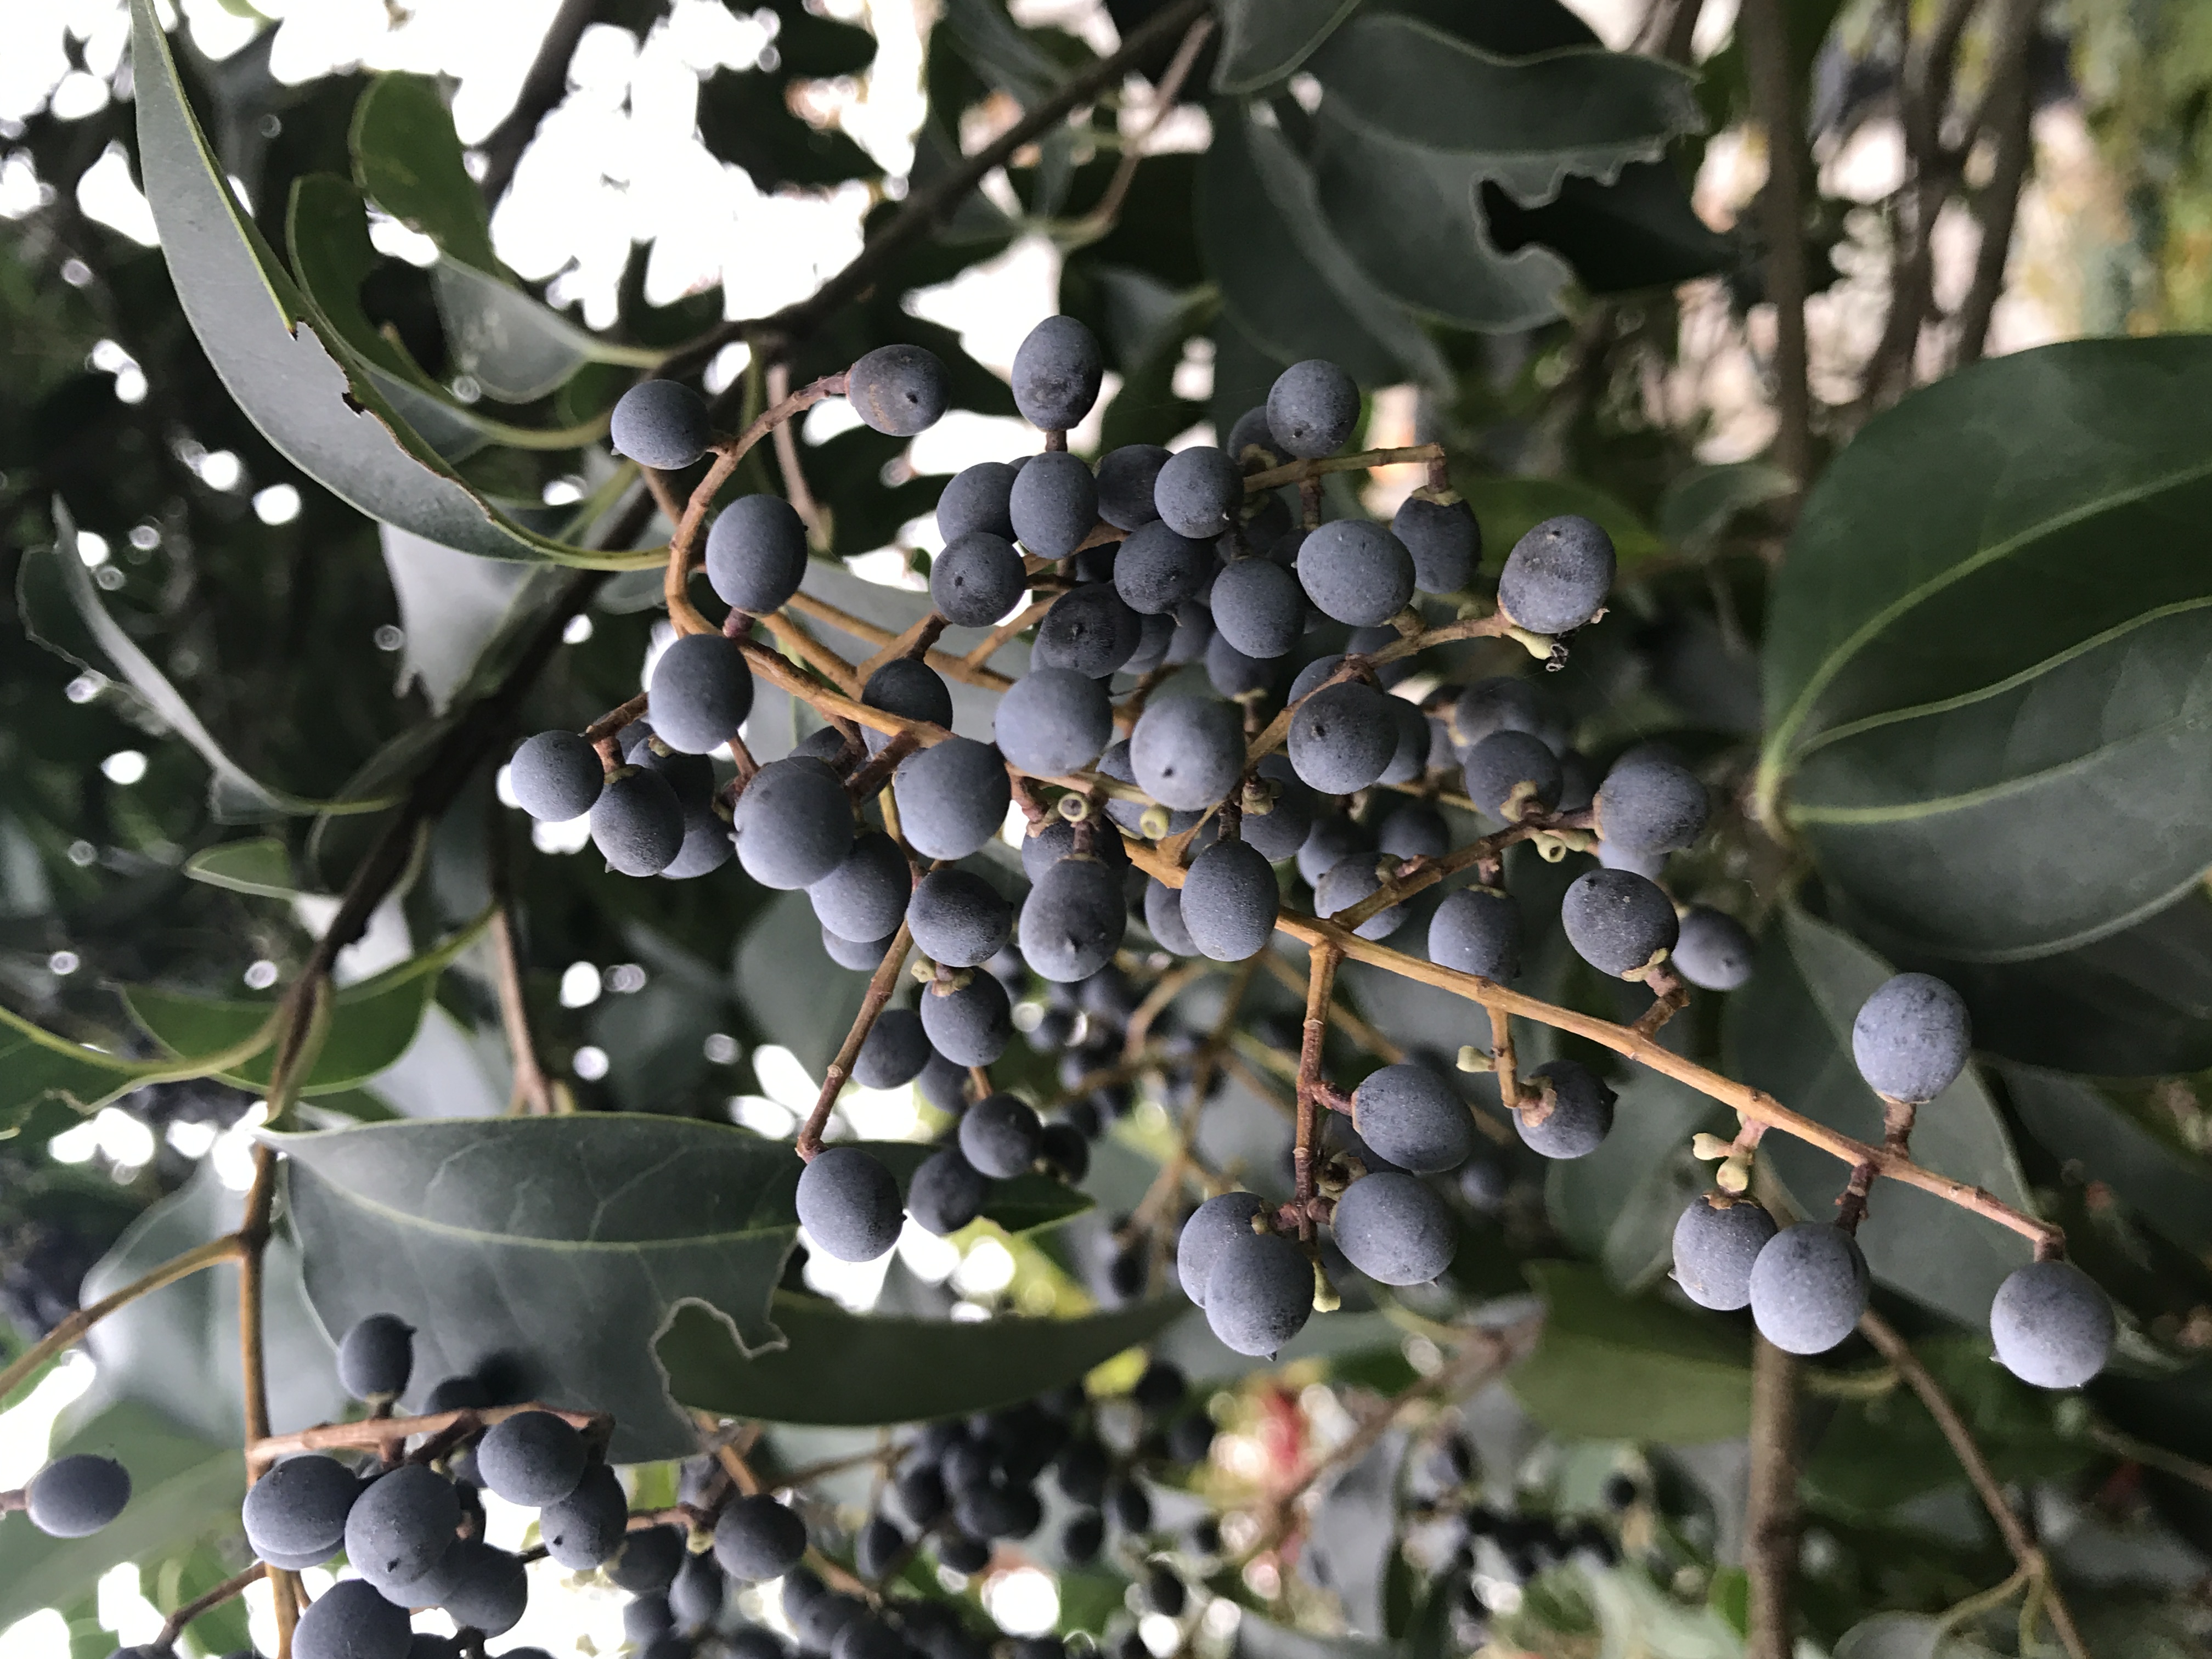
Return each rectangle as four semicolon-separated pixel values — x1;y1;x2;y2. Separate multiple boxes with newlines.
126;0;658;567
1759;337;2212;960
659;1293;1183;1425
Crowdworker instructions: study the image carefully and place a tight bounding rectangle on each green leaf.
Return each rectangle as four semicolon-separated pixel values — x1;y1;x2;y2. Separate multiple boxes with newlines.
126;0;662;568
1832;1613;1996;1659
1546;1071;1728;1292
0;982;282;1136
1196;103;1448;390
430;257;661;404
348;71;499;272
659;1293;1185;1426
380;526;570;714
735;889;874;1075
285;174;613;456
80;1164;348;1443
1309;15;1702;203
0;1402;241;1632
1861;885;2212;1077
275;1114;800;1460
1482;160;1735;296
1453;471;1666;567
1098;284;1219;452
19;516;402;822
183;837;302;899
1722;904;2034;1326
1802;1336;2088;1524
1213;0;1362;94
1758;337;2212;960
154;1541;256;1656
123;912;490;1096
1996;1062;2212;1255
1509;1261;1751;1444
1656;461;1795;553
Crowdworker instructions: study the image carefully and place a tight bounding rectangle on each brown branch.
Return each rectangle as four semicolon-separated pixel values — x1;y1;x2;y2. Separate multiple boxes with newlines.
251;1402;607;1468
1857;1311;2090;1659
857;612;951;685
672;0;1212;373
1745;1336;1799;1659
1124;961;1258;1236
1949;0;2037;368
797;918;915;1160
765;360;831;550
1740;0;1814;494
0;1233;240;1403
160;1561;267;1650
475;0;596;203
966;598;1053;668
488;838;557;1115
784;593;1015;692
1063;15;1217;244
1292;946;1342;1233
1241;443;1444;494
1257;950;1407;1066
760;609;864;696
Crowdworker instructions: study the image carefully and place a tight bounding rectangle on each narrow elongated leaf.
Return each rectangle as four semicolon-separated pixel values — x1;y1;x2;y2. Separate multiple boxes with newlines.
349;72;500;272
183;838;302;899
1196;105;1446;390
0;1003;255;1131
123;912;490;1095
430;258;658;402
1308;16;1702;203
1722;906;2034;1327
79;1164;347;1443
1509;1261;1750;1443
19;521;398;822
659;1294;1185;1425
0;1403;240;1632
1213;0;1362;94
379;526;552;714
126;0;660;568
1759;337;2212;960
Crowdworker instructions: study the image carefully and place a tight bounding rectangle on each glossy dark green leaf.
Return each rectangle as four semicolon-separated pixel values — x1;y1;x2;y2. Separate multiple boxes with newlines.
156;1541;257;1656
1098;284;1218;452
79;1165;347;1443
1723;905;2034;1326
1546;1071;1728;1292
275;1114;800;1460
1307;107;1568;331
1860;885;2212;1077
1214;0;1361;94
659;1293;1184;1425
348;72;500;272
1509;1261;1750;1444
123;913;489;1096
1308;15;1701;204
1996;1063;2212;1255
734;889;874;1075
1482;160;1735;294
1196;104;1446;389
0;1402;240;1632
1759;337;2212;960
182;838;302;899
127;0;659;567
0;1003;242;1133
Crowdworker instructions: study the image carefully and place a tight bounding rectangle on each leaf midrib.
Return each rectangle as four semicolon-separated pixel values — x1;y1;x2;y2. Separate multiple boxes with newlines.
1759;451;2212;790
291;1165;795;1251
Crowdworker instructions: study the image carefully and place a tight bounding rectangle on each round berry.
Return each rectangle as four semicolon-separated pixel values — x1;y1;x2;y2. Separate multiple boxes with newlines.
612;381;712;471
242;1454;358;1562
1671;1194;1778;1311
1990;1260;2113;1389
1144;878;1197;956
1392;494;1480;594
1033;583;1141;678
1095;444;1169;531
591;768;686;877
1748;1224;1869;1355
1560;869;1679;979
807;830;911;944
1209;556;1304;659
541;1463;628;1569
1012;316;1103;431
735;757;855;890
995;667;1111;776
1288;681;1397;795
1497;515;1615;635
1330;1172;1456;1285
294;1578;411;1659
1113;522;1215;615
336;1313;415;1401
1460;730;1562;822
1296;520;1415;627
848;345;949;437
650;632;753;755
1851;973;1971;1103
1428;887;1521;981
1673;906;1754;991
797;1147;903;1263
439;1541;528;1636
1594;757;1708;856
1129;697;1244;811
1154;446;1243;540
960;1092;1043;1179
907;1147;988;1237
1009;452;1098;561
920;972;1012;1066
343;1465;460;1594
938;461;1019;543
22;1453;129;1540
854;1007;932;1088
907;871;1013;968
893;738;1012;861
1352;1064;1475;1174
509;733;602;823
1019;856;1127;983
706;494;809;615
1514;1060;1616;1159
1203;1227;1312;1357
1314;855;1408;941
1179;838;1279;961
1266;360;1358;459
930;532;1027;628
715;1493;809;1582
